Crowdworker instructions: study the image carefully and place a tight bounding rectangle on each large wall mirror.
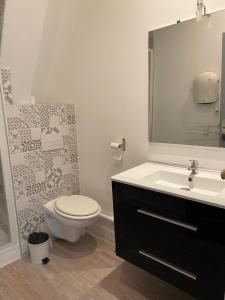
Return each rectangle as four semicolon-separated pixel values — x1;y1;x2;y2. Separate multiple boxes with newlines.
149;9;225;147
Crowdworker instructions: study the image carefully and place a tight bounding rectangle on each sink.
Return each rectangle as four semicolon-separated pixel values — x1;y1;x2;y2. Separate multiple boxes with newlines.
111;162;225;208
140;170;224;197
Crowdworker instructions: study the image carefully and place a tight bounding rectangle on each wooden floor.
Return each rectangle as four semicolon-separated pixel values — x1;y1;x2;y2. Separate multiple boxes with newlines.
0;234;196;300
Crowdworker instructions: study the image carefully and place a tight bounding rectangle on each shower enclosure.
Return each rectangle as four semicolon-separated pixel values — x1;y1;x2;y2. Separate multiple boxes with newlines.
0;158;10;247
0;94;20;267
0;0;20;267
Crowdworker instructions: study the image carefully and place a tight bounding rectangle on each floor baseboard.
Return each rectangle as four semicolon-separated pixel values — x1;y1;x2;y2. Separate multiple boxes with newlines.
87;213;115;243
0;242;21;268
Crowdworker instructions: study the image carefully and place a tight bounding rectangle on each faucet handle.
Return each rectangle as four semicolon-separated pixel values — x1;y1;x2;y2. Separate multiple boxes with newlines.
188;160;199;169
190;160;198;166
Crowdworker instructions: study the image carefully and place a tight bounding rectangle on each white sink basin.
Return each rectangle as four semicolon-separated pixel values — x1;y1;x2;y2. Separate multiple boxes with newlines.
140;171;224;197
111;162;225;209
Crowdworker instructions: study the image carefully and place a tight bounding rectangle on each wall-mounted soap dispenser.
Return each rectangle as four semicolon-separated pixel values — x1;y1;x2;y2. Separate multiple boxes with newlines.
193;72;219;104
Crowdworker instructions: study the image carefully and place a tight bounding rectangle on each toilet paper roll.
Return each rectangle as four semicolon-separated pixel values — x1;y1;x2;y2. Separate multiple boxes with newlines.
110;142;121;149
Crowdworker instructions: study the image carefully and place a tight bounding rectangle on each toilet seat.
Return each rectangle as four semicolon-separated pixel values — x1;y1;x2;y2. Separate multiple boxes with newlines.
54;195;101;220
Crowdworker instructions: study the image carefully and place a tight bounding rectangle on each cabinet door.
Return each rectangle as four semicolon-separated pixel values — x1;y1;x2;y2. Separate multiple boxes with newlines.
113;182;225;258
112;181;225;299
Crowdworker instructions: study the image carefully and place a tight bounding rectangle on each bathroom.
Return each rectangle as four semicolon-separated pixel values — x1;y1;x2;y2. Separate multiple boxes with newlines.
0;0;225;299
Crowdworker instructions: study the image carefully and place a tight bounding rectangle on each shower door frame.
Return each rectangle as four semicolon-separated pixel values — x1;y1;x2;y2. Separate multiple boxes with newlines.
0;85;20;267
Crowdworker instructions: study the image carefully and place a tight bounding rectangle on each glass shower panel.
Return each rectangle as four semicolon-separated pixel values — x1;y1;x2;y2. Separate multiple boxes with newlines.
0;154;10;247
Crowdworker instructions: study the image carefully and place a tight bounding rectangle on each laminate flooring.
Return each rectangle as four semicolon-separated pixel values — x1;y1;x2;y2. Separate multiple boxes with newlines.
0;234;196;300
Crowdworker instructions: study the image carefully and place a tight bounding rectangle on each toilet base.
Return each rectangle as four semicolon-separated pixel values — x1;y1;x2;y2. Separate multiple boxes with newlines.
43;199;101;243
46;215;85;243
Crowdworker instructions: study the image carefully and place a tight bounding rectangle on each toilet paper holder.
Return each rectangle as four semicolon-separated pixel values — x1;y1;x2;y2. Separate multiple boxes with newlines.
109;138;126;151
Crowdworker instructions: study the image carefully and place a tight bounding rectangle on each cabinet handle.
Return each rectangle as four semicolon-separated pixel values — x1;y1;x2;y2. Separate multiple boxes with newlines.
139;250;197;281
137;209;198;232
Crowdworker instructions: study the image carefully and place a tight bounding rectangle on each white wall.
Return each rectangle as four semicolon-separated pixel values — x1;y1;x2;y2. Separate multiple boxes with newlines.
0;0;48;103
32;0;79;103
33;0;225;216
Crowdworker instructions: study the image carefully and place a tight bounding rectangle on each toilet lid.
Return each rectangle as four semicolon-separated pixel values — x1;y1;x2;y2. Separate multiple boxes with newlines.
55;195;100;217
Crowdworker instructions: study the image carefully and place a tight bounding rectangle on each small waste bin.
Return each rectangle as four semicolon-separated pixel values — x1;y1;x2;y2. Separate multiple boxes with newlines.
28;232;50;265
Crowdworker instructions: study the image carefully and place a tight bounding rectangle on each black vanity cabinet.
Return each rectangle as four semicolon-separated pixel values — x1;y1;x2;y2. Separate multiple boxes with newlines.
112;181;225;300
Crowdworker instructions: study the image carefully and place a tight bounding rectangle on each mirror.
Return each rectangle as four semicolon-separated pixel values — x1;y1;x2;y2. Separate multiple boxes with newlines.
149;9;225;147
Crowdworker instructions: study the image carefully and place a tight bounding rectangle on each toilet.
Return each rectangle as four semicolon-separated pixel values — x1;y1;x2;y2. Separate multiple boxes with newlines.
43;195;101;242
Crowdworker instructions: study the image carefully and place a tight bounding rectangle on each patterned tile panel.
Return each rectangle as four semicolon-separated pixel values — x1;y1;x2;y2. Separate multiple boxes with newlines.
0;68;14;105
5;104;80;255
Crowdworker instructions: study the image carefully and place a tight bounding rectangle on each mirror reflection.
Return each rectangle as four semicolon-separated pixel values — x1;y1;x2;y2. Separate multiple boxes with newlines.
149;9;225;147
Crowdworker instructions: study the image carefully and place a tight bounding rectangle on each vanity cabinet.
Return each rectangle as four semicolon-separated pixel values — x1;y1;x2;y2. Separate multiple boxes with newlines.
112;181;225;300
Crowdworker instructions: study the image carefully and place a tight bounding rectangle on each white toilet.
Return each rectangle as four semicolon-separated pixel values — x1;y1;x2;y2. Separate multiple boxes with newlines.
43;195;101;242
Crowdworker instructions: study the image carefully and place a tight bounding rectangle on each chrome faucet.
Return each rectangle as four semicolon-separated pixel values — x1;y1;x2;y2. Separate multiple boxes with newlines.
188;160;199;175
187;160;199;189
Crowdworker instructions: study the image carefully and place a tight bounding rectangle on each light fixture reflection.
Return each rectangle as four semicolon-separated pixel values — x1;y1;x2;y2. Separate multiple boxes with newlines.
196;0;206;21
